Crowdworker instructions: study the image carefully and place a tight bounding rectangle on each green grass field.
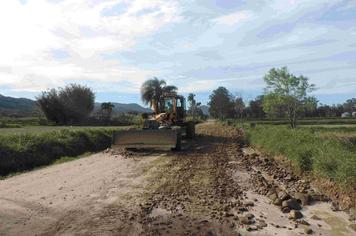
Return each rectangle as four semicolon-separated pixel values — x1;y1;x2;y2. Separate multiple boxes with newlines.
231;120;356;191
0;126;131;136
0;126;132;176
244;118;356;126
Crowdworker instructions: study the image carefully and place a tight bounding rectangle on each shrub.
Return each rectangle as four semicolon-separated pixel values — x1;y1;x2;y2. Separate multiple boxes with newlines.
37;84;95;124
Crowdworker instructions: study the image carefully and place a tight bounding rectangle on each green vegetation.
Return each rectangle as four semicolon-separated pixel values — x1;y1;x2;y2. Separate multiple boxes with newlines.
0;126;131;136
187;93;207;121
0;127;127;176
141;77;177;113
0;113;140;130
236;122;356;189
37;84;95;124
244;117;356;126
208;86;235;119
263;67;316;128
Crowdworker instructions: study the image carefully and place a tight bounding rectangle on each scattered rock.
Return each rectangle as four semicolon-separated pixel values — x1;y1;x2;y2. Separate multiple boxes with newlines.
244;201;254;207
273;198;282;206
304;228;313;234
311;215;321;220
278;191;290;201
296;219;310;225
268;192;278;202
288;210;303;220
246;225;258;231
294;193;310;206
309;192;328;202
285;198;302;210
281;206;291;213
237;207;248;212
257;221;267;228
240;215;254;225
245;213;254;219
240;218;254;225
225;212;234;217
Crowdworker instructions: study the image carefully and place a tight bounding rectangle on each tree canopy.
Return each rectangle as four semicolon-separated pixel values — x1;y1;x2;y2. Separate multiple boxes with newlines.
140;77;177;114
187;93;202;120
100;102;115;120
263;67;316;128
208;87;234;119
37;84;95;124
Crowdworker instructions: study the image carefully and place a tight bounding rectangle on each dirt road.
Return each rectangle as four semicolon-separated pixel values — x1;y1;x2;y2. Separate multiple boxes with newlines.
0;122;354;236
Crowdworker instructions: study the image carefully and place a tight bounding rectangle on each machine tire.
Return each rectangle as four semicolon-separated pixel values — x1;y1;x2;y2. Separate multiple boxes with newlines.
172;128;182;151
185;121;195;139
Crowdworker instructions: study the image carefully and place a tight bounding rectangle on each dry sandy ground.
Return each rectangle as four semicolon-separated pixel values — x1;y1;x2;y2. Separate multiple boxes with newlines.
0;122;354;236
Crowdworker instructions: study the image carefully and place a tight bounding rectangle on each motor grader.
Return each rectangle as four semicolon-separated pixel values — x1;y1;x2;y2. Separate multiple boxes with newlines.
112;93;195;150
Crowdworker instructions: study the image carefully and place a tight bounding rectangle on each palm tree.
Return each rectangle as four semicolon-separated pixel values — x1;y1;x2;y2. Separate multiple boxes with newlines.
101;102;115;119
141;77;177;114
187;93;201;121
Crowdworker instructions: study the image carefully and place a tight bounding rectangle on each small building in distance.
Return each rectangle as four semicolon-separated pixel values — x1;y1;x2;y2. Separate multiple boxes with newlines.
352;112;356;117
341;112;351;118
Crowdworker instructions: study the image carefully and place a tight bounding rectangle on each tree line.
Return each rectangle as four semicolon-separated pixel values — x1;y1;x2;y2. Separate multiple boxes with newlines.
36;67;354;128
208;67;355;128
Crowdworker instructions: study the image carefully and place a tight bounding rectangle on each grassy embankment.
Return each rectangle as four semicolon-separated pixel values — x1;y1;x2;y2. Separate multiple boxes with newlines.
0;127;129;177
232;119;356;191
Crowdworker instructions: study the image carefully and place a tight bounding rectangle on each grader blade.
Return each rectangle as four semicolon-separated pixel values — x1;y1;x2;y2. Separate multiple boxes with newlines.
112;129;179;149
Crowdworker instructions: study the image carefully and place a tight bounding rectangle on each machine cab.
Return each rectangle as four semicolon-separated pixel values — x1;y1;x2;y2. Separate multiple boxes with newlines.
160;95;186;123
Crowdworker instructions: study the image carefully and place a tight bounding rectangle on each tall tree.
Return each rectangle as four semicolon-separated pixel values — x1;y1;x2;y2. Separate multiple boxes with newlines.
263;67;316;128
101;102;115;120
303;96;318;117
140;77;177;114
248;95;265;118
208;87;234;120
234;96;245;120
187;93;201;121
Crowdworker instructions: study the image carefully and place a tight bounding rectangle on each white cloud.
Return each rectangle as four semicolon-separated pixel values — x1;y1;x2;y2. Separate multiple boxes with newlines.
213;10;254;26
0;0;354;105
0;0;181;92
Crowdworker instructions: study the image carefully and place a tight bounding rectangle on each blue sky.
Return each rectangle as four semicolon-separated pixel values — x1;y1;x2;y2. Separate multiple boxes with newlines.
0;0;355;107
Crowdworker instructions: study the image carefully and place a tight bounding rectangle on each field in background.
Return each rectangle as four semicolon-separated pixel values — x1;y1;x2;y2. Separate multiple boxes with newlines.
231;118;356;191
0;126;131;136
240;117;356;126
0;114;141;129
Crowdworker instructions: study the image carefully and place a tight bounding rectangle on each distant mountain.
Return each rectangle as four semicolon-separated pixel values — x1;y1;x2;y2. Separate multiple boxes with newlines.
199;105;210;116
0;94;152;117
94;102;152;114
0;94;35;110
0;94;37;117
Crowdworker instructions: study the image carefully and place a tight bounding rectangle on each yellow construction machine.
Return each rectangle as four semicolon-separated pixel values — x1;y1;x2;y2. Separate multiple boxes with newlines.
112;93;195;150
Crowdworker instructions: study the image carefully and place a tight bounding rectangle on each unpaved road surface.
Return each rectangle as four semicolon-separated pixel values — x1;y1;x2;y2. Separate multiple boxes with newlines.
0;122;354;236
